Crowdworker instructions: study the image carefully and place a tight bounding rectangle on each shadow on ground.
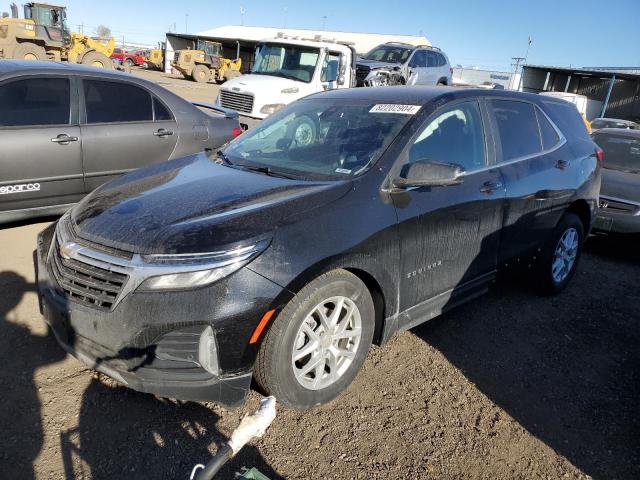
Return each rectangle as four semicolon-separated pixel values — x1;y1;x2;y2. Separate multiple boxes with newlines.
0;267;281;480
61;379;282;480
411;234;640;479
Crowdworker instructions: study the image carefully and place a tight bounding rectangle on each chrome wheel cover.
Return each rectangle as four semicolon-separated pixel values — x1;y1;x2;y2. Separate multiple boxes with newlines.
552;227;579;283
293;121;314;146
291;296;362;390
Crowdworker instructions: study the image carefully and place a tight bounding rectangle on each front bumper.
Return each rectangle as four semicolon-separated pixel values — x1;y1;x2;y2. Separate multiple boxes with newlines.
36;222;287;407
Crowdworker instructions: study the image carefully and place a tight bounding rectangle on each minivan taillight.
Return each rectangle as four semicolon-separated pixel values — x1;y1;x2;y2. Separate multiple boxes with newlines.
596;147;603;164
232;127;243;138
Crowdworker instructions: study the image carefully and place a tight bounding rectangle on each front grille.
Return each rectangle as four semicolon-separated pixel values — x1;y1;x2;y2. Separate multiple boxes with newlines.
355;66;370;86
50;237;128;311
599;198;639;215
219;89;254;114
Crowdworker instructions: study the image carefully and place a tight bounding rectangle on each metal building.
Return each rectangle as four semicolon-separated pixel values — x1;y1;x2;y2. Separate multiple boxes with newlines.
164;25;430;73
521;65;640;121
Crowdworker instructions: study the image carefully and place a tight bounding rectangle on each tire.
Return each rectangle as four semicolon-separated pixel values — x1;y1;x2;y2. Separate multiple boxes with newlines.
123;58;135;67
192;64;210;83
254;269;375;409
533;212;585;295
437;79;447;86
13;42;46;61
81;51;113;69
287;115;318;147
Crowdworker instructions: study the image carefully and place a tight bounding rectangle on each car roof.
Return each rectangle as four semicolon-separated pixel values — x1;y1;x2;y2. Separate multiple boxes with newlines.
0;60;133;79
304;85;559;107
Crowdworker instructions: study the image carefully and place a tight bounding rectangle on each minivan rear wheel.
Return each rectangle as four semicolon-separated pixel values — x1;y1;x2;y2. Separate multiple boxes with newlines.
533;212;584;295
254;269;374;409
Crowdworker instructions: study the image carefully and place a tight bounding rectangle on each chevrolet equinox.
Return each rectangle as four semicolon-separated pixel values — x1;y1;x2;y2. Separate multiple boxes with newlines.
37;87;601;409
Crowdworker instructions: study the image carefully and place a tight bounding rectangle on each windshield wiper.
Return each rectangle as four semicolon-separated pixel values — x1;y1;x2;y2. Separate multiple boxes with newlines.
241;164;299;179
215;150;234;166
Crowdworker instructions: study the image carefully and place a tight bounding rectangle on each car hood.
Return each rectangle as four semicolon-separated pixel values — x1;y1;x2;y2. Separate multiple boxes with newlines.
223;73;306;90
356;58;401;70
601;168;640;203
71;153;351;255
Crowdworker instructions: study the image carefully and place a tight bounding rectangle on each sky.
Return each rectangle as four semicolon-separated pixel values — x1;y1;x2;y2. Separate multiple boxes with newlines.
56;0;639;72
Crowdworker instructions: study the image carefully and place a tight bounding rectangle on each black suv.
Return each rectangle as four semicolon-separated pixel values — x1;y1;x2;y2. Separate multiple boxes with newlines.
37;87;601;409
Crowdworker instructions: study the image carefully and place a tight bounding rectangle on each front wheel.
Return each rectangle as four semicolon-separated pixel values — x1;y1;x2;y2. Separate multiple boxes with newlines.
533;212;585;295
254;270;374;409
192;64;210;83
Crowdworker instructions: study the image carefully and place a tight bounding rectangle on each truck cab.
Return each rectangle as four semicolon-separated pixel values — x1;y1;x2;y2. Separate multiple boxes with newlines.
218;37;355;127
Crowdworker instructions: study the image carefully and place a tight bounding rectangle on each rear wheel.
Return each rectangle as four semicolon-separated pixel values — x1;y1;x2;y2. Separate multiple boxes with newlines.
533;213;585;295
192;64;210;83
13;42;46;61
81;51;113;69
254;269;375;409
123;58;135;67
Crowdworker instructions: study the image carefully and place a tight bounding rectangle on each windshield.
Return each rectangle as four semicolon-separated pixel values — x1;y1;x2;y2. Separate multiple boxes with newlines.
222;99;417;180
362;45;413;64
596;133;640;173
251;43;320;83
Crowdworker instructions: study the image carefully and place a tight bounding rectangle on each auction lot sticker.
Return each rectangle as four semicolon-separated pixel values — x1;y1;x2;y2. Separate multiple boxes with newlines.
370;104;421;114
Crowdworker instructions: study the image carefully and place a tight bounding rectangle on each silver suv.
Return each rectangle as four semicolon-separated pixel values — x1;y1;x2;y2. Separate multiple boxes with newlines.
356;42;452;87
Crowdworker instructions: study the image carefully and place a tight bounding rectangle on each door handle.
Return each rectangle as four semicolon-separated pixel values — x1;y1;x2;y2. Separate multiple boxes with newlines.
153;128;174;137
51;134;78;144
480;181;503;194
555;159;570;170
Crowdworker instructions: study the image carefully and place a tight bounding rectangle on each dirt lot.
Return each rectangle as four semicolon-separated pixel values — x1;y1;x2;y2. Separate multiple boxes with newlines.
1;70;639;479
132;68;222;104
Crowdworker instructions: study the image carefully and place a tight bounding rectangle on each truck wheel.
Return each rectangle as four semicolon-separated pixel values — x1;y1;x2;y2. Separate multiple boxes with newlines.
81;51;113;69
13;43;46;61
123;58;135;68
289;115;318;146
533;212;585;295
192;64;210;83
254;269;375;409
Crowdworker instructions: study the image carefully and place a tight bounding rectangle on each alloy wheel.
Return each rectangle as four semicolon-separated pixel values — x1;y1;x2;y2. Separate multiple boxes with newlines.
291;296;362;390
551;227;579;283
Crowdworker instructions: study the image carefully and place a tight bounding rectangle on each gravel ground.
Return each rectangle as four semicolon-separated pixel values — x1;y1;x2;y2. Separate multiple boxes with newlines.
1;70;638;479
0;220;638;480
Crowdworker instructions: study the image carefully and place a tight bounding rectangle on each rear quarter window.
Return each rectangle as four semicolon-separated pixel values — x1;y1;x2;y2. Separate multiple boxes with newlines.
490;100;542;161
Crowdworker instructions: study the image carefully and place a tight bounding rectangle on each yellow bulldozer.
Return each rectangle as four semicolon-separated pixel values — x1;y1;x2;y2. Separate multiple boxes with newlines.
172;39;241;83
0;2;114;67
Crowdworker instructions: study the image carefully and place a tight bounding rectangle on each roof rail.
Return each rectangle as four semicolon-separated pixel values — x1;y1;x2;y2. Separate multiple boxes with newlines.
384;41;415;47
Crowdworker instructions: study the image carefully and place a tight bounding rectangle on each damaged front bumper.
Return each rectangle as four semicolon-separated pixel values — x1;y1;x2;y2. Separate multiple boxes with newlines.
35;221;286;407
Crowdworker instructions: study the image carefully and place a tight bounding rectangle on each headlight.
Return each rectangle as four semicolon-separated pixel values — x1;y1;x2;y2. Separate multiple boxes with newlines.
260;104;286;115
280;87;299;94
137;239;270;291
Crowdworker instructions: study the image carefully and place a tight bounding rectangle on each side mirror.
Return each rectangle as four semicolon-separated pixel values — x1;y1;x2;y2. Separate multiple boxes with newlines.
393;160;464;188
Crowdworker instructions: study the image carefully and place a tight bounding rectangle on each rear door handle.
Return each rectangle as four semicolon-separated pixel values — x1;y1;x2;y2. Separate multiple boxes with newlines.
51;134;78;144
153;128;174;137
555;159;570;170
480;181;503;194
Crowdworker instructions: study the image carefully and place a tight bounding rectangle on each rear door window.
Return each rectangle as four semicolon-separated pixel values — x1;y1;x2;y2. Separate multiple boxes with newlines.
84;80;153;124
153;96;173;121
0;77;70;127
490;100;542;161
426;51;438;67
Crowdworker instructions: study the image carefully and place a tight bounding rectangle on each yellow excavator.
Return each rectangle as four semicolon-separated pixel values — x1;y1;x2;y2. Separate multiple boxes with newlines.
0;2;114;67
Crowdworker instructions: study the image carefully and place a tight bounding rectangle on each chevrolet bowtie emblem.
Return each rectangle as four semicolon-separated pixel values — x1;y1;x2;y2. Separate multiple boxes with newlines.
59;241;77;260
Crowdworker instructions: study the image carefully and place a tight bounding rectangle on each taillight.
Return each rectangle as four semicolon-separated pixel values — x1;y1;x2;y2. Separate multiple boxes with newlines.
232;126;243;138
596;147;603;164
